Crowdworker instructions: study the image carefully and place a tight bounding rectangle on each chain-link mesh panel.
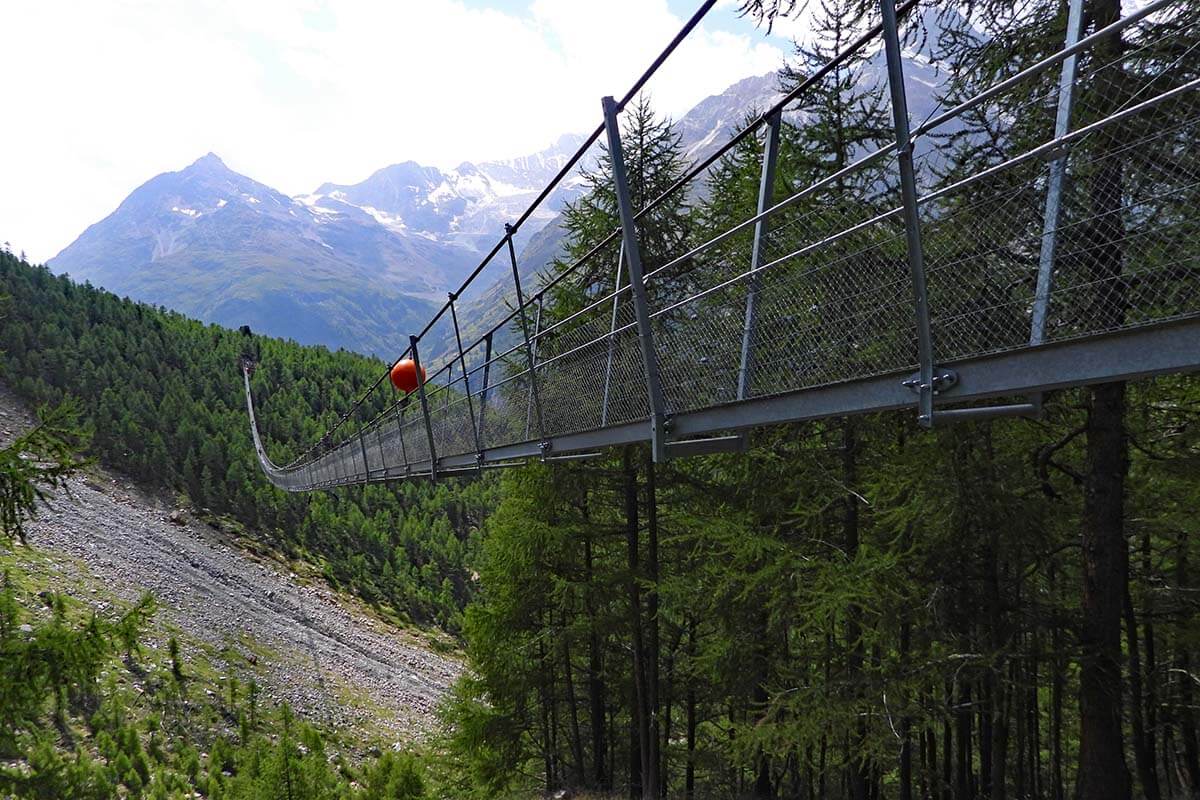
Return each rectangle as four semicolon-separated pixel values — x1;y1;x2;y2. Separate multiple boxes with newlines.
1043;38;1200;341
245;3;1200;491
919;9;1200;363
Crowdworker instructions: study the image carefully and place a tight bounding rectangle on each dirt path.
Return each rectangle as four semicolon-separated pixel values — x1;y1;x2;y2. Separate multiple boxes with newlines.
0;384;460;745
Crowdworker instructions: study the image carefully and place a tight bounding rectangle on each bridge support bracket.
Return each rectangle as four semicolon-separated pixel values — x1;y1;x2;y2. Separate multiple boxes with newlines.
903;367;1044;425
664;434;747;459
902;367;958;397
929;403;1041;425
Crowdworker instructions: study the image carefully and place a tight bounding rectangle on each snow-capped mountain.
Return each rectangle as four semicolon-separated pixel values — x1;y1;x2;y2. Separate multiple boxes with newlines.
300;133;590;257
48;20;952;361
49;153;477;356
678;72;785;163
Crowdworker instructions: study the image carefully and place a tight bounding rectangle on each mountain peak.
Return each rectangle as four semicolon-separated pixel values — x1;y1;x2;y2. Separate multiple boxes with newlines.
188;152;229;172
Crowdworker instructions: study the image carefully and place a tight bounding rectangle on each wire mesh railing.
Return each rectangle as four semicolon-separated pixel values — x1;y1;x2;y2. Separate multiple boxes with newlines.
244;0;1200;491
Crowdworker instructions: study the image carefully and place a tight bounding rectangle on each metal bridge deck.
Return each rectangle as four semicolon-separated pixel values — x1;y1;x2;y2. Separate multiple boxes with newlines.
243;0;1200;491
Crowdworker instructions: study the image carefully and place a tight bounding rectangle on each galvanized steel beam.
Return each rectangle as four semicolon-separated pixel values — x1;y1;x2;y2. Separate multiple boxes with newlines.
602;94;671;461
879;0;936;427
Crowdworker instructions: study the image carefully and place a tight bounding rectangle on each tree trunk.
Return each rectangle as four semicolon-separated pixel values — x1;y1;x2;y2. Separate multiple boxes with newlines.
1125;563;1161;800
957;682;973;800
819;733;828;800
754;674;772;798
1176;531;1200;793
1076;0;1132;793
662;630;678;798
1076;381;1131;800
981;676;994;798
992;679;1009;800
549;635;561;789
625;447;649;799
943;701;953;800
924;704;938;800
645;458;662;799
1029;634;1042;800
900;616;913;800
843;419;870;800
630;708;642;800
1140;531;1160;797
584;529;609;789
1016;652;1028;800
540;637;556;792
563;631;586;788
686;617;697;800
1051;561;1065;800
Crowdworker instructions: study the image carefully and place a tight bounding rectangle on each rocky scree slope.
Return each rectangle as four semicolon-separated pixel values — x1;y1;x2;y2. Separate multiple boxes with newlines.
0;381;459;745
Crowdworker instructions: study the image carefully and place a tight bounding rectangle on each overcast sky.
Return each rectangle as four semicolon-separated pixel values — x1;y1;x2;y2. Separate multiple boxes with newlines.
1;0;817;263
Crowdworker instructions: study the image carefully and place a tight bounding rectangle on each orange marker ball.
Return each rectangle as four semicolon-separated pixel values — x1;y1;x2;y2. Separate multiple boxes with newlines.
389;358;426;393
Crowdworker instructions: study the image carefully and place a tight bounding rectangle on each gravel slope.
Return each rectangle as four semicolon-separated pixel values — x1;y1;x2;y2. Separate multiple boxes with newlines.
0;384;460;744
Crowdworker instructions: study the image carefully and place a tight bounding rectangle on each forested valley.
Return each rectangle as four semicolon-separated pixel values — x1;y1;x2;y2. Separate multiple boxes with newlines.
2;0;1199;797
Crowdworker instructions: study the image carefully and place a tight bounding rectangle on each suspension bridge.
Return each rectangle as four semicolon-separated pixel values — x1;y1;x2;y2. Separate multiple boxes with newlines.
242;0;1200;491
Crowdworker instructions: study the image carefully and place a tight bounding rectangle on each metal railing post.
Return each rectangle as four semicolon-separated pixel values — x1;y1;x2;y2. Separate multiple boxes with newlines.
358;428;370;481
478;332;493;451
448;293;484;466
1030;0;1085;346
526;294;545;440
602;95;671;461
737;109;781;401
410;335;438;481
505;224;549;449
601;241;626;427
880;0;937;427
395;403;411;477
373;426;385;479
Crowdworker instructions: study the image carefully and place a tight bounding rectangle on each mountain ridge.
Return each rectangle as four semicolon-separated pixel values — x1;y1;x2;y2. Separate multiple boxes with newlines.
49;31;950;361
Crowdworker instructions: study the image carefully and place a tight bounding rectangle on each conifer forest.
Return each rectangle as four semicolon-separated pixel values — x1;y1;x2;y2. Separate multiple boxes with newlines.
0;0;1198;798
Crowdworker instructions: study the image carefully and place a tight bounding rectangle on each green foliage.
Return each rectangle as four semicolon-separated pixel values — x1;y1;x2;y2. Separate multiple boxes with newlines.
441;42;1200;799
0;250;497;630
358;750;426;800
167;636;183;684
0;399;89;543
0;567;439;799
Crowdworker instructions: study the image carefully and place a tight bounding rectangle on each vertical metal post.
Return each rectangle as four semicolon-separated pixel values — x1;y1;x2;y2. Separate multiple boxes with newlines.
525;294;545;440
395;403;410;476
1030;0;1085;346
449;294;484;465
478;332;493;452
880;0;937;427
373;426;385;479
737;109;781;401
358;428;370;481
602;95;671;461
410;335;438;481
601;241;626;427
505;224;548;447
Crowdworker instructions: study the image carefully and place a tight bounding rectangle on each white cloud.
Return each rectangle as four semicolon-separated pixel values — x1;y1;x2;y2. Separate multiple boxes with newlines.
0;0;786;262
